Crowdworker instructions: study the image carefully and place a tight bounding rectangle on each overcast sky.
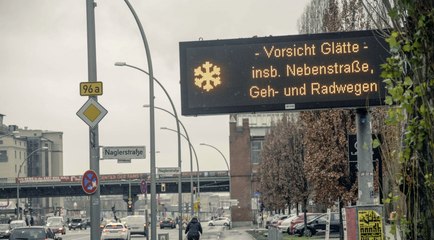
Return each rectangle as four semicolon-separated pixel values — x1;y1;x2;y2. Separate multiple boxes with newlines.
0;0;310;176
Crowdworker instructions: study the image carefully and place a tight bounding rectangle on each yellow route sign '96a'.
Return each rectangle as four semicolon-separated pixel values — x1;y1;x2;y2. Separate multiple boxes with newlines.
80;82;103;96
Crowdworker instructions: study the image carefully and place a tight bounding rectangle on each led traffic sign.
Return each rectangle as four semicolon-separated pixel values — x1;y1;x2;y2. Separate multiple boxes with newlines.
179;30;390;116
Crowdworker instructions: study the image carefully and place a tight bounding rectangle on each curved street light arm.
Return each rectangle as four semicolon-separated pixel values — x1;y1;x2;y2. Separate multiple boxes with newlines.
160;127;200;174
200;143;230;171
146;105;196;216
160;127;201;215
17;147;48;179
16;146;48;220
121;1;160;239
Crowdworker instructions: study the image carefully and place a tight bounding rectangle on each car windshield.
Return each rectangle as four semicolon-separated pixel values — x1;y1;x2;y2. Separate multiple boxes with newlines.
71;219;81;223
307;214;326;223
10;228;46;239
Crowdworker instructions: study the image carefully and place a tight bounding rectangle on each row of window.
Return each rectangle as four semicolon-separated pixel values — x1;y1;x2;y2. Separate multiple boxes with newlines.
0;139;27;147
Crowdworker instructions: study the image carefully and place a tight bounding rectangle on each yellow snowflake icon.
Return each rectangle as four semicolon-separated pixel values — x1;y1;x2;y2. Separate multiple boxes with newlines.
194;61;221;92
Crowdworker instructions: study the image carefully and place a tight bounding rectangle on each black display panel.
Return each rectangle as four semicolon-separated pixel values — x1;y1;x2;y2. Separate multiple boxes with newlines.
179;30;389;116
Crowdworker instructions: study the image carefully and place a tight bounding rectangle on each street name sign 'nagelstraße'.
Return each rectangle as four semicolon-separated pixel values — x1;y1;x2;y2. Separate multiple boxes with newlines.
179;30;390;116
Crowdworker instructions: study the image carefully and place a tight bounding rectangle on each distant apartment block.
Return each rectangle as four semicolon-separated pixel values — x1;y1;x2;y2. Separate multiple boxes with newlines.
0;113;64;217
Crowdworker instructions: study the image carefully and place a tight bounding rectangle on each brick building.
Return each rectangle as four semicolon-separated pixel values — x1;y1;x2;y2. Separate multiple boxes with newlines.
229;113;290;227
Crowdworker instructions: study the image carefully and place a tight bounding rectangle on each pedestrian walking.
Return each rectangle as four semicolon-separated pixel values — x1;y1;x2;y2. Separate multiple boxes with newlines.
185;216;202;240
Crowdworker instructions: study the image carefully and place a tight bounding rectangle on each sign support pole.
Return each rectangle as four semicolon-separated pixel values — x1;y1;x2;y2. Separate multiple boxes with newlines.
356;108;374;205
86;1;101;239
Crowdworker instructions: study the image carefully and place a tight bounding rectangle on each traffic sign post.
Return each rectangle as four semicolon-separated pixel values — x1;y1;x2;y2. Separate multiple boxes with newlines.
84;1;102;239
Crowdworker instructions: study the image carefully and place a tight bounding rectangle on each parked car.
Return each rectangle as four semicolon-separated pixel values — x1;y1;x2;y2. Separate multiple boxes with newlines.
8;226;61;240
208;217;231;227
46;216;66;235
265;214;282;229
68;218;86;230
273;214;292;227
0;224;11;239
288;213;322;234
9;220;27;230
101;222;130;240
293;213;341;237
277;215;299;233
124;215;147;236
159;218;176;229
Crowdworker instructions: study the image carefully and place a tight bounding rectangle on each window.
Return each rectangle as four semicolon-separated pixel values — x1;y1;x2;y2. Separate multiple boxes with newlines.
0;150;7;162
251;138;264;164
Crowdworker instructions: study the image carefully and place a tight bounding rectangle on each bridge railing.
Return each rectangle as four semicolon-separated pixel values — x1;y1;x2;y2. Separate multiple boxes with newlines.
0;171;229;187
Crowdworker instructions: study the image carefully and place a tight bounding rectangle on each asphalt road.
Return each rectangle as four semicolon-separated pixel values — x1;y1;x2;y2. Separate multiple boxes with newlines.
58;224;226;240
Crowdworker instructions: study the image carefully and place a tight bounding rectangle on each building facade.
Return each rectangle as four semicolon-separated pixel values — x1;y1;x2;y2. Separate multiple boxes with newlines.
229;112;291;227
0;114;64;220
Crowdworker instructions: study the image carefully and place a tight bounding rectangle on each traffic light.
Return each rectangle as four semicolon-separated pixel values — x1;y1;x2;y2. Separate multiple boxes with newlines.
128;204;132;211
161;183;166;192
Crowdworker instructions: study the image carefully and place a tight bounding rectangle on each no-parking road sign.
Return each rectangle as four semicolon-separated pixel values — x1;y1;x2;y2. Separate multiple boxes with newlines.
82;170;99;195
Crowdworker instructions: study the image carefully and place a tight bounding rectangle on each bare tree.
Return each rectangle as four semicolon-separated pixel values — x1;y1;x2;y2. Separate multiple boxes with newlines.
258;115;308;214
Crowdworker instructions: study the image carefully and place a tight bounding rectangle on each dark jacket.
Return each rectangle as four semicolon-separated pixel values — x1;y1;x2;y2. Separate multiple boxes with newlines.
185;218;203;237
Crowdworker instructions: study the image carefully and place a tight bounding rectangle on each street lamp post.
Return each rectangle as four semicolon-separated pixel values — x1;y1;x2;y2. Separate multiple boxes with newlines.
16;146;48;220
144;105;195;217
160;127;201;218
114;60;182;240
200;143;231;198
118;0;157;238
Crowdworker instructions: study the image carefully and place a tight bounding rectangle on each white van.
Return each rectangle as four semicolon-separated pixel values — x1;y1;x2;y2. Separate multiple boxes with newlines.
124;215;146;236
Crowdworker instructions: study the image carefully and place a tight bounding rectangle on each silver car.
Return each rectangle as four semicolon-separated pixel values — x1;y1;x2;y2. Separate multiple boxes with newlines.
0;224;11;239
208;217;231;227
9;220;26;230
123;215;146;236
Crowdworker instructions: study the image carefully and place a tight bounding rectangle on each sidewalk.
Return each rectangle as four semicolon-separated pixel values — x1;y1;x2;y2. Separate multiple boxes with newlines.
229;224;401;240
221;226;257;240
